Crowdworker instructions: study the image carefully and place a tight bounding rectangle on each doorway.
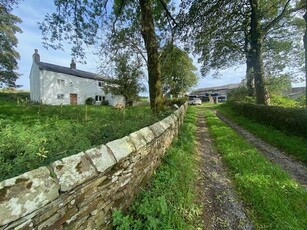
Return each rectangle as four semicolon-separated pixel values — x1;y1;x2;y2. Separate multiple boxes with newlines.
70;93;77;105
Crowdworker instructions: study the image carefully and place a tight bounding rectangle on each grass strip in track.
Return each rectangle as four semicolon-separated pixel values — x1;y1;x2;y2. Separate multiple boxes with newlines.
217;105;307;165
112;107;202;230
204;109;307;229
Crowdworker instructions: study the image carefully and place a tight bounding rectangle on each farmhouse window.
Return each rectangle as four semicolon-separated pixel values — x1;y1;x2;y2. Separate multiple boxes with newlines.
57;94;64;99
95;95;102;102
57;79;65;86
98;81;104;87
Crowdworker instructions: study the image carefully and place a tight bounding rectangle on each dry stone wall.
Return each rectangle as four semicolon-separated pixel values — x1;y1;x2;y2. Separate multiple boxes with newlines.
0;103;187;230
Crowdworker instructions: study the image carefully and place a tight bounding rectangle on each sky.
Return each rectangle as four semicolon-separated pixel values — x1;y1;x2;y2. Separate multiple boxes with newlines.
12;1;305;93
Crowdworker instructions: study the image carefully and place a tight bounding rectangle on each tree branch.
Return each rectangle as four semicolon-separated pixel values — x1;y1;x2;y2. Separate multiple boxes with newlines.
158;0;178;27
263;0;305;34
112;0;125;32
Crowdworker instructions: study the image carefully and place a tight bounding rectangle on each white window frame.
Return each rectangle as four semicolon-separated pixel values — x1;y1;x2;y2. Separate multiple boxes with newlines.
57;79;65;86
57;94;65;99
98;81;104;88
95;95;102;102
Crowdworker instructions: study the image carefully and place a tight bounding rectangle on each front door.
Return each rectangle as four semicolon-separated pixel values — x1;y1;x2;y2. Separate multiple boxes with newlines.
70;93;77;105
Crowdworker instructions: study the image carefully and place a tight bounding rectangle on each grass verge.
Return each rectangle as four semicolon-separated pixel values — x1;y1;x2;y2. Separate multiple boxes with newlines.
204;109;307;229
112;107;202;230
217;104;307;165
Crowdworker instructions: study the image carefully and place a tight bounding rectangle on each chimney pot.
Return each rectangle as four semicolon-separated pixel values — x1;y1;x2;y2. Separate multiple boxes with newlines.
70;59;76;69
33;49;40;63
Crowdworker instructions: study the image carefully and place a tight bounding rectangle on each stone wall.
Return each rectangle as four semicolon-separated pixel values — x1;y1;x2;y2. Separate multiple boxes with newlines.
0;103;187;230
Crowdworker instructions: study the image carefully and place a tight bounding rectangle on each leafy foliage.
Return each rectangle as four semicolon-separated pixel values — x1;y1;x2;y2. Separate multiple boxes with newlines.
160;43;198;97
0;92;170;181
40;0;177;113
180;0;305;104
0;2;22;87
104;53;145;106
227;86;255;104
85;97;95;105
229;102;307;139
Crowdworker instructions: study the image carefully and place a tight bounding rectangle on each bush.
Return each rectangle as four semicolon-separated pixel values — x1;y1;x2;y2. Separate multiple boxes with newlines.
230;102;307;139
101;100;109;106
227;86;255;104
295;95;306;107
270;95;300;108
85;97;95;105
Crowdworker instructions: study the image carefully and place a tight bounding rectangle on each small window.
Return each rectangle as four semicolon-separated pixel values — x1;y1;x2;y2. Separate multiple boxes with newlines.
57;94;64;99
57;79;65;86
102;96;106;101
98;81;104;87
95;95;102;102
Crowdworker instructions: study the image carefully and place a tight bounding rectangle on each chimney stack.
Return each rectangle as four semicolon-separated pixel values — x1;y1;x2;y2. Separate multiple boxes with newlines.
32;49;40;63
70;59;76;69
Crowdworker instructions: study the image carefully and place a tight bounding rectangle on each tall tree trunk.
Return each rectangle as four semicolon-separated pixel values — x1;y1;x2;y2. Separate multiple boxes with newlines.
139;0;163;113
304;2;307;105
244;24;254;96
246;55;254;96
245;44;254;96
249;0;269;105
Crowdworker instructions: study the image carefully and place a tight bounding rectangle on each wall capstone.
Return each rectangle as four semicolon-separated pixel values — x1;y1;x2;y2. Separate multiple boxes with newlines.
85;145;116;173
0;167;59;225
52;152;98;192
106;136;136;162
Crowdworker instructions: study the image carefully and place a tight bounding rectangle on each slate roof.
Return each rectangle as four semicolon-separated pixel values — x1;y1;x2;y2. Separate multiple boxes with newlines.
37;62;107;81
194;83;241;93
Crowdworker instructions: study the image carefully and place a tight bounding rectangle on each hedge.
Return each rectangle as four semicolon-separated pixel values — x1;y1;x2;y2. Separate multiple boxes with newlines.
229;102;307;140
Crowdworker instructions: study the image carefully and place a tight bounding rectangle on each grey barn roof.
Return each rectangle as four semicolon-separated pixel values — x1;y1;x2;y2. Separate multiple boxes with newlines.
193;83;241;94
37;62;107;81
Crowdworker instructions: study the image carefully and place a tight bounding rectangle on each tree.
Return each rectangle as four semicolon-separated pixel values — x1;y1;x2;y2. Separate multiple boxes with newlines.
0;1;22;87
40;0;176;113
181;0;305;105
160;43;198;97
304;0;307;105
104;53;145;106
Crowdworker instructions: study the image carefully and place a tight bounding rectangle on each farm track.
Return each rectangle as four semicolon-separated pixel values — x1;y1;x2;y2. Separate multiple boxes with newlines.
195;110;253;230
216;112;307;188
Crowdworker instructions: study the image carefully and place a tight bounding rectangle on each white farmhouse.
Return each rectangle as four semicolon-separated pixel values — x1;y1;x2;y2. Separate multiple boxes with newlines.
29;49;125;106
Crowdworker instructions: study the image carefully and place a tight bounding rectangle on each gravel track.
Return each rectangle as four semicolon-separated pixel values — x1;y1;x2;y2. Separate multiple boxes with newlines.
216;112;307;188
195;111;253;230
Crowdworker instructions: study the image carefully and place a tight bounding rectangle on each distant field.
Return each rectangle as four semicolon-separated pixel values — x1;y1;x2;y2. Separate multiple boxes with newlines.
0;92;169;181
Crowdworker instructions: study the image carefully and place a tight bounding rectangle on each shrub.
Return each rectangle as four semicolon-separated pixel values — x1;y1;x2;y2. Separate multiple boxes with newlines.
101;100;109;106
227;86;255;104
230;102;307;139
295;95;306;107
85;97;95;105
270;95;300;108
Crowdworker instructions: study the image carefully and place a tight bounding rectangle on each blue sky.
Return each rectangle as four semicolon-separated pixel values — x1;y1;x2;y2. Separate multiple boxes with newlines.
12;1;304;93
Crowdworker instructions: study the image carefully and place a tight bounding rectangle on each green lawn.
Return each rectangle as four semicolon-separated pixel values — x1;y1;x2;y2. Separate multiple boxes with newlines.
0;92;170;181
204;108;307;229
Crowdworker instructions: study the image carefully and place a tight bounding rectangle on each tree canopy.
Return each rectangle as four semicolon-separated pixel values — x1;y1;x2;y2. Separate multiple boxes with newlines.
160;43;198;97
40;0;177;113
0;1;22;87
104;53;146;106
37;0;307;106
180;0;305;104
